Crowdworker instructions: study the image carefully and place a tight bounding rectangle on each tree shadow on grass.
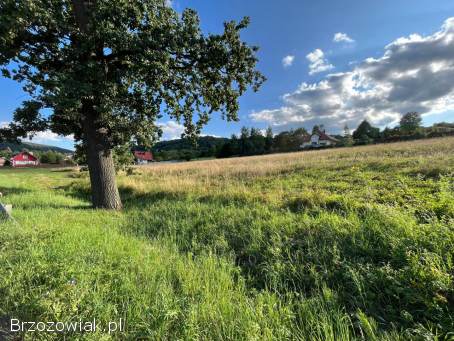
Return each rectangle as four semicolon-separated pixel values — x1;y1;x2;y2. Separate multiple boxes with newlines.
0;184;92;210
0;187;32;196
53;182;187;211
53;183;91;202
51;168;75;173
121;189;186;209
17;202;92;210
120;187;263;211
0;315;18;341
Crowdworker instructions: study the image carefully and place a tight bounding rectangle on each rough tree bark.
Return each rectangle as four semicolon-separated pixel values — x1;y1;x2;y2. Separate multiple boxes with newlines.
83;112;122;210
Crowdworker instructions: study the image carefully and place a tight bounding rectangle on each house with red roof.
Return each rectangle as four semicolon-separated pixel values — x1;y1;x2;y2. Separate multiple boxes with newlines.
301;131;339;149
133;150;153;165
11;151;39;167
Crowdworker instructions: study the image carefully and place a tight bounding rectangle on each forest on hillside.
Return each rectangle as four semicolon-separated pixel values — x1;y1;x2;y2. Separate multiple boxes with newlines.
0;141;73;154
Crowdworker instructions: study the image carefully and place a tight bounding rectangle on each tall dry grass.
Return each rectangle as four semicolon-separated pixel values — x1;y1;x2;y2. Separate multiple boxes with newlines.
119;137;454;197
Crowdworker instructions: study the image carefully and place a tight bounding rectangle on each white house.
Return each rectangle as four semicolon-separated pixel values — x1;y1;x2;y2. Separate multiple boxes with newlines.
301;131;339;148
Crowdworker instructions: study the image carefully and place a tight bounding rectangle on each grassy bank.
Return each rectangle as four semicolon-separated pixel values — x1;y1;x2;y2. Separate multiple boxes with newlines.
1;138;453;340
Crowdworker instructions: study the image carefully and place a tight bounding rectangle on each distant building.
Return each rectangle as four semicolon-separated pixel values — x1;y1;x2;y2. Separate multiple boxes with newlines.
0;157;6;167
11;151;39;167
133;150;153;165
301;131;339;149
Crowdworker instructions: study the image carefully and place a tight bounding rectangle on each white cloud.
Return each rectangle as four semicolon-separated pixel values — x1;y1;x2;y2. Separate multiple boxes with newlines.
160;121;219;140
1;122;74;145
200;133;221;138
333;32;355;43
165;0;173;7
159;121;184;140
306;49;334;75
251;18;454;133
32;131;66;142
29;131;74;145
282;55;295;68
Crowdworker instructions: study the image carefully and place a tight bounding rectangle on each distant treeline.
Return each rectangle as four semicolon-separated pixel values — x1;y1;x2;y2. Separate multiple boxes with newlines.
38;150;73;164
349;113;454;145
153;112;454;161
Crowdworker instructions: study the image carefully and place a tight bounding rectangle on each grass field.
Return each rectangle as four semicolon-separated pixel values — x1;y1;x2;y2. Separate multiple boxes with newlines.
0;137;453;340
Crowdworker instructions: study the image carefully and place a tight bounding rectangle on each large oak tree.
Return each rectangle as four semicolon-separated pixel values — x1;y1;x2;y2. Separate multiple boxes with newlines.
0;0;264;209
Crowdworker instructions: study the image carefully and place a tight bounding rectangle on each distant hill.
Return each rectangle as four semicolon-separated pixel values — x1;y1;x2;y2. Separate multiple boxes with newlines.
152;136;228;161
153;136;228;152
0;141;73;154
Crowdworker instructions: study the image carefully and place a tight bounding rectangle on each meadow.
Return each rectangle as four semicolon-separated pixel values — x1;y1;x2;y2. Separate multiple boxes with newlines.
0;137;453;340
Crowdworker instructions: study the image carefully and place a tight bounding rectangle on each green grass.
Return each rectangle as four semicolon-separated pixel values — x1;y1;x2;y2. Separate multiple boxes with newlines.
0;138;453;340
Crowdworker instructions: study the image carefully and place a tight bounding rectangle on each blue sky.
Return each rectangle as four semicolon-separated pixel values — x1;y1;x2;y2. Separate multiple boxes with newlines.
1;0;454;149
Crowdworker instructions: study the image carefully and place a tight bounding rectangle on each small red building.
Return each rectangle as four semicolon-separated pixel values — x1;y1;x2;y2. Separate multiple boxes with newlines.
11;151;39;167
133;150;153;165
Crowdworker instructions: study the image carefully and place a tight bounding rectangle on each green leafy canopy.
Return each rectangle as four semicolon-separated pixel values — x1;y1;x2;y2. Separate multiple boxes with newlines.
0;0;265;147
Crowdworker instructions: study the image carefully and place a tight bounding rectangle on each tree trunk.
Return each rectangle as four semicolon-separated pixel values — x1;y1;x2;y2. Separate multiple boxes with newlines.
83;114;122;210
70;1;121;209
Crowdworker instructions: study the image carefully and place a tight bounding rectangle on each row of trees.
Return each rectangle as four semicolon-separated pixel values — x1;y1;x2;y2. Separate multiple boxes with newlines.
220;113;429;158
38;151;66;164
213;112;452;159
345;112;449;146
217;127;309;158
